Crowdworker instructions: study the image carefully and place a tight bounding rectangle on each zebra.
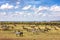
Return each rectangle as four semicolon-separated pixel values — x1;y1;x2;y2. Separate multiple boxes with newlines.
15;30;23;37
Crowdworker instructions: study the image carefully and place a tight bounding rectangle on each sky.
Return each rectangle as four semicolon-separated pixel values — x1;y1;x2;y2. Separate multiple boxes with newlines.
0;0;60;21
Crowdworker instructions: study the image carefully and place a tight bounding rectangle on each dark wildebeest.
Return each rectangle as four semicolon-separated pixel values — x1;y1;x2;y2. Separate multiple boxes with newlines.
54;27;58;30
22;26;27;29
37;27;51;33
22;26;29;31
1;25;10;31
41;27;51;33
32;28;40;35
15;30;23;37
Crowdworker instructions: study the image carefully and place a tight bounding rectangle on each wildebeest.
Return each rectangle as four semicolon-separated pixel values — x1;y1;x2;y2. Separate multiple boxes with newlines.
22;26;31;32
37;27;51;33
22;26;27;30
32;28;40;35
40;27;51;33
54;27;58;30
1;25;10;31
45;27;51;31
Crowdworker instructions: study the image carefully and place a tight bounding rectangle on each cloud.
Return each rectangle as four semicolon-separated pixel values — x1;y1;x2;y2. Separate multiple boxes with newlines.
10;11;25;17
48;11;60;17
27;13;31;16
30;5;60;21
50;5;60;11
15;1;20;9
31;5;60;14
9;11;33;18
15;6;19;9
38;6;49;11
32;5;60;13
22;5;32;10
16;1;20;5
0;12;6;16
0;4;60;21
31;5;49;14
0;3;14;9
10;5;60;21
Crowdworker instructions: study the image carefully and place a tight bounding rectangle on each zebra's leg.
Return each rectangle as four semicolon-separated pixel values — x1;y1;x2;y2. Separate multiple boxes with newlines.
20;33;23;37
16;34;19;37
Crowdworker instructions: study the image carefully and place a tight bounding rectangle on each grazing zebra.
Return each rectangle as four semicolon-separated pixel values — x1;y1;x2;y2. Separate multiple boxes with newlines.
15;30;23;37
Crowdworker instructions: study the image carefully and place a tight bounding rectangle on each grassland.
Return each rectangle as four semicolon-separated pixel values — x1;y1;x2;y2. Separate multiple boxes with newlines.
0;21;60;40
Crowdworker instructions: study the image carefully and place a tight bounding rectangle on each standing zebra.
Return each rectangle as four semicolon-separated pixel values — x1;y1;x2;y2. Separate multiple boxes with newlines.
15;30;23;37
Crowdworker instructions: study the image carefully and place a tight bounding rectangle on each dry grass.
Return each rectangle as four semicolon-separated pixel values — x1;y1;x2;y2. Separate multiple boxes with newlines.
0;24;60;40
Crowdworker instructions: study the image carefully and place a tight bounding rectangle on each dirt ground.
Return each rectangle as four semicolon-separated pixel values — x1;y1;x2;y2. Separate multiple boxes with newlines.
0;37;60;40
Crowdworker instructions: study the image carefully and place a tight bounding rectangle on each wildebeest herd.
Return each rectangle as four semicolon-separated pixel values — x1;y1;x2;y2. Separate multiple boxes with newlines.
0;23;59;37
